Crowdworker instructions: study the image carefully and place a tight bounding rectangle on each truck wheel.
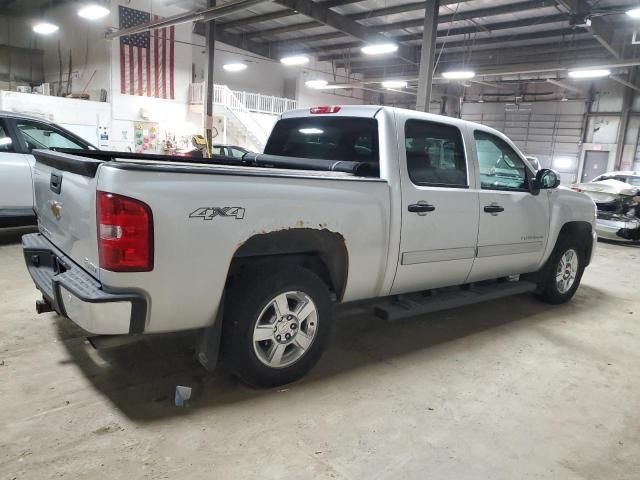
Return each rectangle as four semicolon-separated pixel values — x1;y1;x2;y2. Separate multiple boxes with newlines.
536;236;585;304
222;265;332;388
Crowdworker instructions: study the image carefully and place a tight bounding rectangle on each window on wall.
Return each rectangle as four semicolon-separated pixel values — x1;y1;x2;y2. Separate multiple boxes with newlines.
14;120;86;153
0;121;14;153
404;119;467;187
474;130;528;191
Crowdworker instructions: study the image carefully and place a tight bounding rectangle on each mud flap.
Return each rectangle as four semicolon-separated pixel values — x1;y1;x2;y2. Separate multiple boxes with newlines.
196;296;224;372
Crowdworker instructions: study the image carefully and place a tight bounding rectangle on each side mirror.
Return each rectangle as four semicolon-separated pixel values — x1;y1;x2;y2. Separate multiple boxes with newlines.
528;168;560;195
537;168;561;189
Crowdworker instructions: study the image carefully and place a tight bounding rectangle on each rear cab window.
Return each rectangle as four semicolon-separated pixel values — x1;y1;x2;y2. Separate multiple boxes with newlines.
264;117;379;176
404;119;468;188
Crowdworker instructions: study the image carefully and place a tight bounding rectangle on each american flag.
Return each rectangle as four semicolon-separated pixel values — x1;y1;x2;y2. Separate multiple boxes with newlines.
119;5;174;99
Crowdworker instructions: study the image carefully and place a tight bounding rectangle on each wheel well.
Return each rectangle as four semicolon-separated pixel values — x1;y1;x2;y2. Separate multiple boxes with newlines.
558;221;593;265
227;229;349;300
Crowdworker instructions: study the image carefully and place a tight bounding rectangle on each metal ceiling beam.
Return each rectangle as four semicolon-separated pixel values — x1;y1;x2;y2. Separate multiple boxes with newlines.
360;59;640;83
220;0;465;32
609;74;640;92
271;0;416;62
193;22;276;58
347;47;609;77
553;0;624;58
106;0;273;39
344;41;602;71
221;0;362;29
260;0;558;46
287;13;572;60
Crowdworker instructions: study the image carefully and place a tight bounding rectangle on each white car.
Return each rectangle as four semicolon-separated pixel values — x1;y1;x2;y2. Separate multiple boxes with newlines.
22;105;596;387
572;171;640;242
0;112;95;228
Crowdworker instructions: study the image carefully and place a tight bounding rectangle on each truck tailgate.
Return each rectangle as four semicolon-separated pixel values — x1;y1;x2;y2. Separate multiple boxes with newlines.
32;150;102;279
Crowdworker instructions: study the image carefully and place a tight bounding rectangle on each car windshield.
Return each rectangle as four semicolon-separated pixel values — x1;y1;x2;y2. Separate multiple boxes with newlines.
264;117;379;167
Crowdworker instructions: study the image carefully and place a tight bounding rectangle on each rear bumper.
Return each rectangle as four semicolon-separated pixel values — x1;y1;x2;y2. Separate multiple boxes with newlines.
22;233;147;335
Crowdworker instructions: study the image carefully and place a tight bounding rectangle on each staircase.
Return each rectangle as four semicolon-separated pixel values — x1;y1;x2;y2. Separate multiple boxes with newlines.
189;83;296;151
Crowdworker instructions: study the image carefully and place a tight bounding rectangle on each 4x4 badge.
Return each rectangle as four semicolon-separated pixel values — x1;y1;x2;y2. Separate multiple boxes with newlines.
189;207;245;220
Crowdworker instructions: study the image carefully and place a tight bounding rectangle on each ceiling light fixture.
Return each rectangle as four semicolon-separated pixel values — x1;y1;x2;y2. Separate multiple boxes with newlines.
305;79;328;89
33;22;59;34
381;80;407;89
626;7;640;18
223;62;248;72
568;68;611;78
280;55;310;66
361;43;398;55
442;70;476;80
78;4;110;20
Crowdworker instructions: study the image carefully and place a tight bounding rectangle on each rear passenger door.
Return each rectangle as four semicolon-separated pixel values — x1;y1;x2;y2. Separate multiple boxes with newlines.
391;116;480;294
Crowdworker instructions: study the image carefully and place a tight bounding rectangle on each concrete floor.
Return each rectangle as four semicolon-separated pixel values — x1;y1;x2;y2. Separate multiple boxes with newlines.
1;228;639;480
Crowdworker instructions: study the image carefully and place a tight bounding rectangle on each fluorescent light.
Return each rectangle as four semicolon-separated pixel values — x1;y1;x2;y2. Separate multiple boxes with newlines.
223;62;248;72
78;4;110;20
299;128;324;134
626;7;640;18
442;70;476;80
280;55;309;66
33;22;59;34
305;79;328;89
568;69;611;79
361;43;398;55
381;80;407;89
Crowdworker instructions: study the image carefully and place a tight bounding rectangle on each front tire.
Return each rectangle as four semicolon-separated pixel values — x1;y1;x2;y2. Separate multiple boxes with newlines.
222;265;332;388
536;236;585;304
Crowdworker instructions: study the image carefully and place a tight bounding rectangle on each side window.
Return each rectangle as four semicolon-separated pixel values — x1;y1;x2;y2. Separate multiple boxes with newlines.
474;130;527;191
14;120;85;152
229;147;246;158
211;146;225;156
0;120;14;153
404;119;467;187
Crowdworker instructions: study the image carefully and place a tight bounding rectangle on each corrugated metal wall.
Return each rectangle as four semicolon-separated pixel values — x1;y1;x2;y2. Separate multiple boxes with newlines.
462;101;586;183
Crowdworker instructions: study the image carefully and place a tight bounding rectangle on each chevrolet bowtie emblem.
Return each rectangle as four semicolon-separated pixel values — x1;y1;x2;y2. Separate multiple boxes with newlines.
50;200;63;220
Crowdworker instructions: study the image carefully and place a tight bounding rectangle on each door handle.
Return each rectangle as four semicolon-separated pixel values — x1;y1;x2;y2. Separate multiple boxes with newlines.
408;203;436;214
483;204;504;214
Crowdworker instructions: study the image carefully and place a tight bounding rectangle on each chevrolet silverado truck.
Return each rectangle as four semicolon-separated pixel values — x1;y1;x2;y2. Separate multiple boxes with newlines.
22;105;597;387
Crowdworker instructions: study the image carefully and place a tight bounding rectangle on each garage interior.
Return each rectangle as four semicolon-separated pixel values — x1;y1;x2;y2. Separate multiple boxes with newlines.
1;0;640;478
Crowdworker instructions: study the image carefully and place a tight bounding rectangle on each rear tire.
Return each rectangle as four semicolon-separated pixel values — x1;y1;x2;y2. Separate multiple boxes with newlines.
222;265;332;388
536;235;585;304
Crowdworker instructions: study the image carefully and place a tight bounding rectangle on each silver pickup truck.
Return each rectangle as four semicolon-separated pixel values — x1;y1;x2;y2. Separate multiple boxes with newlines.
22;105;597;387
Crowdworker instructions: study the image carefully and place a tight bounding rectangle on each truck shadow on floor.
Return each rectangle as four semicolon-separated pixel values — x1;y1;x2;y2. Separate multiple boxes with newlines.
54;284;605;423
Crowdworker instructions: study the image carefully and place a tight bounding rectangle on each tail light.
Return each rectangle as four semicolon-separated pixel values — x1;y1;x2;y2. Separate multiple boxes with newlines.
97;191;153;272
310;105;341;114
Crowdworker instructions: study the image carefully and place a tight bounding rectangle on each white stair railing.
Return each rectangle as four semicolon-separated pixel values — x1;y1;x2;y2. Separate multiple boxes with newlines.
213;85;269;148
189;83;297;149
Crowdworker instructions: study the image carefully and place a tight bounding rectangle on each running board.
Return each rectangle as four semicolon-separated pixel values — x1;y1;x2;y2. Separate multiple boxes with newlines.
374;280;537;322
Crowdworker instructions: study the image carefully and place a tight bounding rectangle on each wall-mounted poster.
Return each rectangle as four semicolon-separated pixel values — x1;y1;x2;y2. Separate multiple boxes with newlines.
134;121;159;153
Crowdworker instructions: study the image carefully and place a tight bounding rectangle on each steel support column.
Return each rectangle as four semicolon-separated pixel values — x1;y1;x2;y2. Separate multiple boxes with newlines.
416;0;439;112
614;67;636;169
205;0;216;157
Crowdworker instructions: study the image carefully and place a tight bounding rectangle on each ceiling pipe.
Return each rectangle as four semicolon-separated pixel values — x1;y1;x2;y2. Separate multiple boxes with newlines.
106;0;273;39
546;78;586;95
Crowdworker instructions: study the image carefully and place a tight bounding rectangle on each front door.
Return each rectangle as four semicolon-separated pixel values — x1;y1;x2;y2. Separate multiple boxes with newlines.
0;118;34;213
581;150;610;182
391;117;480;294
468;129;550;282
